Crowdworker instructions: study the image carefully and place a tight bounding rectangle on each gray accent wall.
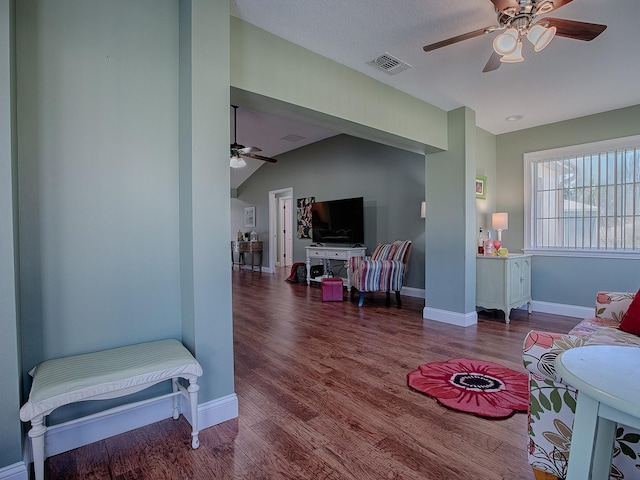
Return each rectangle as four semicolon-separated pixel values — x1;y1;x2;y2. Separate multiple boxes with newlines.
235;134;426;289
497;105;640;307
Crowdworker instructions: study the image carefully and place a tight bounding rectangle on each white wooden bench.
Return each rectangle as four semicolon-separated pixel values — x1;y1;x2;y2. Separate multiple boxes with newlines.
19;339;203;480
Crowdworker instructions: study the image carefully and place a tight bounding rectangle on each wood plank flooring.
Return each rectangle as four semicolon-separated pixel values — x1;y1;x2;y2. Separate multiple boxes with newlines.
45;268;580;479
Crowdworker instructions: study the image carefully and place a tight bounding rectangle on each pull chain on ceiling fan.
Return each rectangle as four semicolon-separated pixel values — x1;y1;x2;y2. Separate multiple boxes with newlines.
230;105;277;169
422;0;607;72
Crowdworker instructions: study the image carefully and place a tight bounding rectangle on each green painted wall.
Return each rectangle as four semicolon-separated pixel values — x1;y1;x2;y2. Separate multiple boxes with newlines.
497;105;640;306
235;134;426;288
425;108;477;314
0;0;23;467
230;17;448;154
11;0;233;429
179;0;234;399
3;0;474;469
475;128;497;240
16;0;183;395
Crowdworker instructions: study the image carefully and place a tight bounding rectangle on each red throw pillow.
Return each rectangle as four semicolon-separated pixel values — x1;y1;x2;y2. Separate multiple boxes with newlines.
619;289;640;335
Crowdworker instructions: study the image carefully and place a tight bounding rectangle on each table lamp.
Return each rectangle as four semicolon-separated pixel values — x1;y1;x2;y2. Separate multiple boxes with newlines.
491;212;508;250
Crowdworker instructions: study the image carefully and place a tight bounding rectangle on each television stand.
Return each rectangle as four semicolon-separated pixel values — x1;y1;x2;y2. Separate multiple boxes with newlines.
305;245;366;291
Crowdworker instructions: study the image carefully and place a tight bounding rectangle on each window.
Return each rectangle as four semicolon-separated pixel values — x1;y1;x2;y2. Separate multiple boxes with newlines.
524;135;640;257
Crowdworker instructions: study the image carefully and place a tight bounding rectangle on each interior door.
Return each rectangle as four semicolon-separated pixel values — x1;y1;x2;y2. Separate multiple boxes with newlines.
280;197;293;267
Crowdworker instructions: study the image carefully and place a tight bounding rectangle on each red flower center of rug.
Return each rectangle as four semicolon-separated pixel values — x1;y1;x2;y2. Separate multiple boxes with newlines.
407;358;528;419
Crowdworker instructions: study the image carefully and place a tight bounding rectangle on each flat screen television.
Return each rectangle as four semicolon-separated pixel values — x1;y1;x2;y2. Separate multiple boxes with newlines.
311;197;364;245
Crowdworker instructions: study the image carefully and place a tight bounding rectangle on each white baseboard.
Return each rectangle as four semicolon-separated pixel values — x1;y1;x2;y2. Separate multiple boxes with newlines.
401;286;424;299
26;393;238;462
194;393;239;429
530;300;592;319
423;307;478;327
421;301;589;328
0;462;28;480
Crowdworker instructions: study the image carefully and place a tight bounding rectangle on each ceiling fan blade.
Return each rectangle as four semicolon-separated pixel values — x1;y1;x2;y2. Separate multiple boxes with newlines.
423;27;494;52
482;51;502;73
243;153;277;164
543;18;607;41
490;0;520;15
239;146;262;154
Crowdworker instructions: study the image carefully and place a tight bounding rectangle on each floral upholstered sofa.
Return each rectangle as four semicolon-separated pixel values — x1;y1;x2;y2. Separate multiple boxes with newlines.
522;292;640;480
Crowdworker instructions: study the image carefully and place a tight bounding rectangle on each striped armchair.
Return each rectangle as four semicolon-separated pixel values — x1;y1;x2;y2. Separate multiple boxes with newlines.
349;240;411;307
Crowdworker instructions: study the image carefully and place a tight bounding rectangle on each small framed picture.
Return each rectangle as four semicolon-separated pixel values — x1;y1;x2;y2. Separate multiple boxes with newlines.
475;175;487;200
244;206;256;228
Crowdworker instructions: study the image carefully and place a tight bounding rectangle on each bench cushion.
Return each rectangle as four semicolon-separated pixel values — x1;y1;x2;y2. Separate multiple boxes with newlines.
20;339;203;422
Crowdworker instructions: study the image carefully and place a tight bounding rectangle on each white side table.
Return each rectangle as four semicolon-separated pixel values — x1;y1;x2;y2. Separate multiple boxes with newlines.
554;345;640;480
476;254;532;323
304;245;366;291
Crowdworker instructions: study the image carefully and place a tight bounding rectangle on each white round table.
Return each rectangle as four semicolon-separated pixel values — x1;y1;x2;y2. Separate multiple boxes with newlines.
554;345;640;480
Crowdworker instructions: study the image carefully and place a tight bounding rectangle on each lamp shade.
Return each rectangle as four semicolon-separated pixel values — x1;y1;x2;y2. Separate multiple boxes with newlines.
493;28;519;56
527;24;556;52
492;212;509;231
499;41;524;63
230;155;246;169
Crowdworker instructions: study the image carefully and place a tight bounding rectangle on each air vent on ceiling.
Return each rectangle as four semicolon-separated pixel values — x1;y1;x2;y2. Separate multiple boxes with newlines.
281;134;306;142
367;52;412;75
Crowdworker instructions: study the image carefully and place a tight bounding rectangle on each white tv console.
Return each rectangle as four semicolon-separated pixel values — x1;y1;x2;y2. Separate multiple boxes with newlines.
305;245;366;291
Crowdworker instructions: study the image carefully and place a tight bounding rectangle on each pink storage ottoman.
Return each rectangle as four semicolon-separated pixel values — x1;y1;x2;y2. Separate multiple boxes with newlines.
321;277;343;302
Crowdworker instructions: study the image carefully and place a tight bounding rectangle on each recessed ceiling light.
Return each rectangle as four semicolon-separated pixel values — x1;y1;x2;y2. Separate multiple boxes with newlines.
506;114;523;122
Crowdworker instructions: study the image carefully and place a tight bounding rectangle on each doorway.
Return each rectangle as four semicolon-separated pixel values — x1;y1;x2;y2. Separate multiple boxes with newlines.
268;187;293;271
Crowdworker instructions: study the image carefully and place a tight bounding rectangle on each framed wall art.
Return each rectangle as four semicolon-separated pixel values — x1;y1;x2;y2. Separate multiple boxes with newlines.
296;197;314;239
475;175;487;200
244;206;256;228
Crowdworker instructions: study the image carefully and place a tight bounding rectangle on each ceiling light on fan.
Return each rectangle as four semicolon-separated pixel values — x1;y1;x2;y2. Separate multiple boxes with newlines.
492;28;519;55
230;154;246;169
500;39;524;63
527;24;557;51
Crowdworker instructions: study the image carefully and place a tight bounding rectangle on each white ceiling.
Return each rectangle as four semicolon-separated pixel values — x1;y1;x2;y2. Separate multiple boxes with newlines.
229;0;640;186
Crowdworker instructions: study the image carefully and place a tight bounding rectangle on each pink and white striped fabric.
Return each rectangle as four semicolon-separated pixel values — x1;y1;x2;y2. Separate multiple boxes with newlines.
350;240;411;293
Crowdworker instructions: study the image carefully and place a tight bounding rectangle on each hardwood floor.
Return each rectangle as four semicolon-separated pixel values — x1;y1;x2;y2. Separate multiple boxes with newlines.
45;268;580;479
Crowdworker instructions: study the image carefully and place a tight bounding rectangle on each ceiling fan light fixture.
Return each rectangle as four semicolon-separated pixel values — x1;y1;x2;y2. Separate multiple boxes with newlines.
528;24;556;52
492;28;519;56
499;40;524;63
229;154;246;169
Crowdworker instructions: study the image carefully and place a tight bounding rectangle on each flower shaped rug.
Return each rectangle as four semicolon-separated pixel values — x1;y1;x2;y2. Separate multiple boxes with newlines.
407;358;528;419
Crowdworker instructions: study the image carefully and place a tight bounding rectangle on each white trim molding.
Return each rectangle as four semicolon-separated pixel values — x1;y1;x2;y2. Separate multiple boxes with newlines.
0;462;28;480
24;393;238;464
193;394;238;429
424;301;589;326
530;300;592;319
401;286;424;299
423;307;478;327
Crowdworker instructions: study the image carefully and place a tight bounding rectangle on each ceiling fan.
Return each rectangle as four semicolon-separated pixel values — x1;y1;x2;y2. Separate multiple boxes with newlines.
423;0;607;72
230;105;277;168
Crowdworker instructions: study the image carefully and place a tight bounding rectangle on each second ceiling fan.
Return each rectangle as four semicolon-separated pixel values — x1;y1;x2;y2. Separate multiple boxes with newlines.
423;0;607;72
230;105;277;168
